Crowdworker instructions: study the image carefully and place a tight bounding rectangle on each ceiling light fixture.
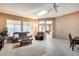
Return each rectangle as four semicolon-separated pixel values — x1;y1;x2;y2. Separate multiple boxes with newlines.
37;10;47;16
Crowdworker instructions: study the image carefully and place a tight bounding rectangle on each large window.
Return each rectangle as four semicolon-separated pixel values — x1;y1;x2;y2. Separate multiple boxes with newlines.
23;21;32;33
7;20;21;36
7;20;33;36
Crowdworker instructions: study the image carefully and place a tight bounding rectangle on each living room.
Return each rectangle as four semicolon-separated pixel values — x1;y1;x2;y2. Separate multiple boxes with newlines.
0;3;79;56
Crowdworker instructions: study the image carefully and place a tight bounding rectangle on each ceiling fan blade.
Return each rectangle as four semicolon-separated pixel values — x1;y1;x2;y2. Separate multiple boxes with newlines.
53;3;57;12
48;3;58;13
48;8;53;13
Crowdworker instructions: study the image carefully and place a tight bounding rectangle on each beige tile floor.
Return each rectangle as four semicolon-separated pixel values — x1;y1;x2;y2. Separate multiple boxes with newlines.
0;34;79;56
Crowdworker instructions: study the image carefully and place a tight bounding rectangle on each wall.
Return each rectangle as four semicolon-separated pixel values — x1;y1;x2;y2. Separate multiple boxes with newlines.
0;13;38;35
55;12;79;40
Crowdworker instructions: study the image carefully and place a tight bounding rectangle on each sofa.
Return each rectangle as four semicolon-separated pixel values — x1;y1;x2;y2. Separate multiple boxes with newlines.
0;37;4;49
35;32;44;40
12;32;31;43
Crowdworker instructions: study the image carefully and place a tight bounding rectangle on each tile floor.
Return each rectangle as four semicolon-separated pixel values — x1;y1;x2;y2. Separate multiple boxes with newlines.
0;34;79;56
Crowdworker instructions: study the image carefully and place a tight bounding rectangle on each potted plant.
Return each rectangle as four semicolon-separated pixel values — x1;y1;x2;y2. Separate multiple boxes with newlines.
0;28;8;37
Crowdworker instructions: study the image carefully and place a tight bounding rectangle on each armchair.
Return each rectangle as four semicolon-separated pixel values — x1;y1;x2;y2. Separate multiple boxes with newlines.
0;37;4;49
35;32;44;40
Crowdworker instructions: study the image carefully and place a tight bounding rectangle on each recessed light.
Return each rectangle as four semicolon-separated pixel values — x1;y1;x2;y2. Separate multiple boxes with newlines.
37;10;47;16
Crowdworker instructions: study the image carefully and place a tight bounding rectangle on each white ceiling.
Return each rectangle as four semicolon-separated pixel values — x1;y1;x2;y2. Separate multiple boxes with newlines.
0;3;79;19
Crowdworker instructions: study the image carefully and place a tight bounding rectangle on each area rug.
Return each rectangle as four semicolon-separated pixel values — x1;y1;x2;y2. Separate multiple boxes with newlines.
13;44;21;49
13;43;32;49
13;44;46;56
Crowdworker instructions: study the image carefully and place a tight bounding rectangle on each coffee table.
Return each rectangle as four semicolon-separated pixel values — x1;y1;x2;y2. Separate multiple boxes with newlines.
18;38;33;46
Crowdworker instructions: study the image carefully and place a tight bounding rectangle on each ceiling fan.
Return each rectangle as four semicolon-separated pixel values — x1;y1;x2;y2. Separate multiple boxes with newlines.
48;3;58;13
37;3;58;16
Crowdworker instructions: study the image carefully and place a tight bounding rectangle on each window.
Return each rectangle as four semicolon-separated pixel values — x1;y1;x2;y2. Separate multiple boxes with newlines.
7;20;21;36
7;24;14;36
7;20;33;36
23;21;32;33
39;21;45;24
39;25;45;32
39;21;46;32
39;20;53;32
46;21;52;24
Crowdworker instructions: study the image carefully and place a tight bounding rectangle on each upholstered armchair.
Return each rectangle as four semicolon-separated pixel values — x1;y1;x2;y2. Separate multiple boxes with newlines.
35;32;44;40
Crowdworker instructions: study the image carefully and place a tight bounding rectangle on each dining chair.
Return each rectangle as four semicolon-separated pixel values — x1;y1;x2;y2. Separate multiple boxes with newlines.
69;33;73;48
68;33;79;51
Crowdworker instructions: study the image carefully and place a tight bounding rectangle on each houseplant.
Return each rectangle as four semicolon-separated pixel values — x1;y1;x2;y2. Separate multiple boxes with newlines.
0;28;8;37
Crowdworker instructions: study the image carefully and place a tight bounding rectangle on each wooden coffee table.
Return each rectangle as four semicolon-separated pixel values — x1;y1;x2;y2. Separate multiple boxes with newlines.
18;39;33;46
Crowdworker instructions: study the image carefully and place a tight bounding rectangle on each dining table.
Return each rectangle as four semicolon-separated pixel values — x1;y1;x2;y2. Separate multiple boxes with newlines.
72;37;79;51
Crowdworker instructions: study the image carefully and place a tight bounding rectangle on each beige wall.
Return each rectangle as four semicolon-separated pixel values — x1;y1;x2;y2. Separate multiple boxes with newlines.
0;13;38;35
1;12;79;39
55;12;79;40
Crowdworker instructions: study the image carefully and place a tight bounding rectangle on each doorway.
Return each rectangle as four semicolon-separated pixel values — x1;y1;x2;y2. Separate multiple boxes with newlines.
38;20;53;37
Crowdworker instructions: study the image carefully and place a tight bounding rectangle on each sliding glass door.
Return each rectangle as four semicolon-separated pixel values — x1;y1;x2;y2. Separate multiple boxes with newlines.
39;21;46;32
38;20;53;37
